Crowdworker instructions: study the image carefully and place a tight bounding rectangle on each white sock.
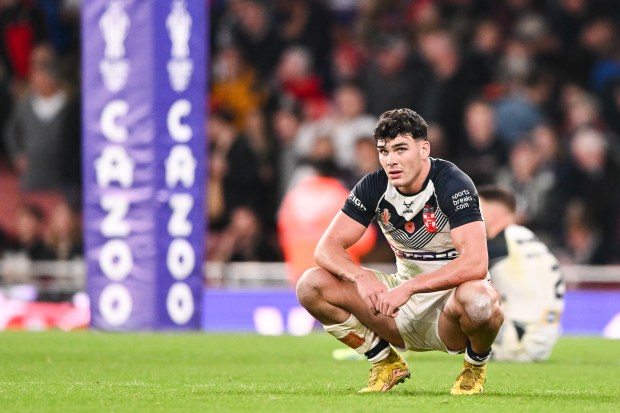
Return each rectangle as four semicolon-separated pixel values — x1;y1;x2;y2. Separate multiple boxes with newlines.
324;314;391;363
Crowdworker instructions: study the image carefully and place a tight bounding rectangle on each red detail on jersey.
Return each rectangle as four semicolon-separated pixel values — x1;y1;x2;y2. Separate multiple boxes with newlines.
381;208;391;225
423;211;437;233
405;221;415;233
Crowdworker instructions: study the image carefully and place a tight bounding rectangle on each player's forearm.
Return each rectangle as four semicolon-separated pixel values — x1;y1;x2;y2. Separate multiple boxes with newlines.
403;254;488;295
314;236;363;282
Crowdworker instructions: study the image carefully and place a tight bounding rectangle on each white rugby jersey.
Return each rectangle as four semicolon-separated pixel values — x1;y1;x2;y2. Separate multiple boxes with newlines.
488;224;565;324
342;158;482;276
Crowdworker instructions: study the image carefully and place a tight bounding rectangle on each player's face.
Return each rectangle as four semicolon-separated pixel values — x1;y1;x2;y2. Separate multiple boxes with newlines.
377;134;430;194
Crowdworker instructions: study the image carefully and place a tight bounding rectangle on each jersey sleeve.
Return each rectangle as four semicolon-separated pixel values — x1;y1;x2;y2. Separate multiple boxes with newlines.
434;162;483;229
341;170;385;227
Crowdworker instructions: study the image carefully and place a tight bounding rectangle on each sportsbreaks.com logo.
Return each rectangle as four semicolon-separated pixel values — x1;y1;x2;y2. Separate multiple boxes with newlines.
451;189;474;211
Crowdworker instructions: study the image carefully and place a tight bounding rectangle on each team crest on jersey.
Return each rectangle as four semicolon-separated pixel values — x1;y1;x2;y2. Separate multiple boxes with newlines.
381;208;391;225
405;221;415;233
423;204;438;233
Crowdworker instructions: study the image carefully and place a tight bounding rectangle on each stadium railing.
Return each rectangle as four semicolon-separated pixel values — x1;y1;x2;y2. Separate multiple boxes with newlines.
203;262;400;288
0;255;85;301
0;258;619;296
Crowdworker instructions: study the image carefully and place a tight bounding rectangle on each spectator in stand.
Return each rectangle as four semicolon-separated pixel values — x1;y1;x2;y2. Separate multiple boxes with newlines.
454;99;507;186
287;135;351;193
361;34;431;117
211;44;266;131
225;0;284;83
531;124;564;171
0;64;12;159
530;124;566;245
556;127;620;263
354;0;413;50
43;200;82;260
559;85;606;136
511;14;563;124
490;0;539;39
578;17;620;128
560;201;607;265
273;45;329;120
549;2;620;91
208;206;282;263
464;19;504;94
548;0;591;58
207;109;262;231
294;82;376;171
243;109;279;231
3;44;79;196
579;17;620;95
275;0;334;88
600;77;620;138
495;35;533;89
0;0;47;86
271;100;304;201
6;203;54;260
494;67;548;146
495;138;559;246
404;0;442;34
426;122;450;161
350;136;380;183
34;0;80;59
417;29;484;158
330;32;366;86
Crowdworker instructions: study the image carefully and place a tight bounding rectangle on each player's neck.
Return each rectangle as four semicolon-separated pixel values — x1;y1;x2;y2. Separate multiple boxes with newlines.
488;218;515;239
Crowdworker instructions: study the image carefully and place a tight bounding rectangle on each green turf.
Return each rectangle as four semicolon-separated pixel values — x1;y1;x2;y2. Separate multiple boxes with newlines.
0;332;618;413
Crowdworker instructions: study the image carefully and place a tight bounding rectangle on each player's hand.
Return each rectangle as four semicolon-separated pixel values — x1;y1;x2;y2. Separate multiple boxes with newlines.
376;285;411;318
354;270;387;316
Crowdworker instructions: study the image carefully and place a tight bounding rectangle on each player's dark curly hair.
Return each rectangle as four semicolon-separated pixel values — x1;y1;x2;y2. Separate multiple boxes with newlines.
373;108;428;142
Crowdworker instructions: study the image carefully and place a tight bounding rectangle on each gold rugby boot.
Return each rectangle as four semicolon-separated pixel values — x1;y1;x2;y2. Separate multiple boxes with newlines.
358;348;410;393
450;361;487;395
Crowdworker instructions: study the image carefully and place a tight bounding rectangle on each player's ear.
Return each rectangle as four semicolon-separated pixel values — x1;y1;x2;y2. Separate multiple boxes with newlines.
420;140;430;159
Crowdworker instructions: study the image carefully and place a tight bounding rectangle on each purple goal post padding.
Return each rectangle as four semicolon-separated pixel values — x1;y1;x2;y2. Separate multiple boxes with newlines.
82;0;206;330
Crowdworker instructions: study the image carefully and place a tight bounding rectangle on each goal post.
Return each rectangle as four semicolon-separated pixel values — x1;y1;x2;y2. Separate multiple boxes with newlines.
82;0;207;330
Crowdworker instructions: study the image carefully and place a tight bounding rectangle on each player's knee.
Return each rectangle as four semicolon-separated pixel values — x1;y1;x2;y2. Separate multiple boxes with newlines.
296;267;330;310
458;281;503;326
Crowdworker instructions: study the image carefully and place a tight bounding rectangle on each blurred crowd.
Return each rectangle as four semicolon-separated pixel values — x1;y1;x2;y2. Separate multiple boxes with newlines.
207;0;620;269
0;1;619;276
0;0;81;264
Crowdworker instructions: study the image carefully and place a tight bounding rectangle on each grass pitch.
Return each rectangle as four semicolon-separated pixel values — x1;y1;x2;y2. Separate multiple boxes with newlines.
0;332;618;413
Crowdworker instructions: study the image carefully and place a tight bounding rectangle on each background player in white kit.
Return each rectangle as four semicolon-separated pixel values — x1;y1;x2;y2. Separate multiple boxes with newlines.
478;185;565;362
296;108;504;395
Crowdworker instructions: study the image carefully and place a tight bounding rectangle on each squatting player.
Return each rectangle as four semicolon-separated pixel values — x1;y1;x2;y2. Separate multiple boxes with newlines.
478;185;565;362
296;108;504;395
